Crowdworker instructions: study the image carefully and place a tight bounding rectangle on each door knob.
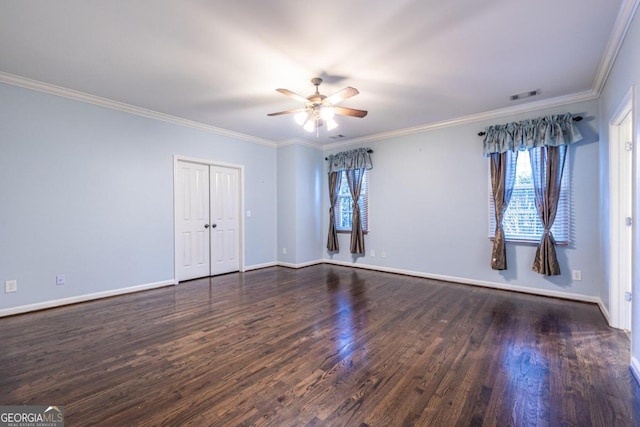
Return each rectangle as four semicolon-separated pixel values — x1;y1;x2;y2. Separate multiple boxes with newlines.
204;224;210;228
211;224;217;228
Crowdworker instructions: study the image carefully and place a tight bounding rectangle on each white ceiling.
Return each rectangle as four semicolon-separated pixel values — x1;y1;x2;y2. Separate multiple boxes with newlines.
0;0;630;145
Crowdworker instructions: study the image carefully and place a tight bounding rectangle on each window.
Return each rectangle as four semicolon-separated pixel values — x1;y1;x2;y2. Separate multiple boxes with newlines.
489;150;570;243
335;169;369;232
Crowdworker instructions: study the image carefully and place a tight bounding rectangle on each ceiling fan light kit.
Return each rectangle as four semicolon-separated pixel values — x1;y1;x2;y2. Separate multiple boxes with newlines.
320;106;335;120
294;111;308;125
268;77;368;136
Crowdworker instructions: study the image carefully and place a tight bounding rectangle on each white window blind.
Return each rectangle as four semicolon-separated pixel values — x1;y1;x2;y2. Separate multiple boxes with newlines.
489;150;570;244
335;169;369;232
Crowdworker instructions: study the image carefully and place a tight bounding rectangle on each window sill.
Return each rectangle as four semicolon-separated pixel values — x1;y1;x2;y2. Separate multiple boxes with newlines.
337;230;369;235
488;237;569;246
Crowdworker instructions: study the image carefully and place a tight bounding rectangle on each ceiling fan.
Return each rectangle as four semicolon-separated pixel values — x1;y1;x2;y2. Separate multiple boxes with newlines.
268;77;368;135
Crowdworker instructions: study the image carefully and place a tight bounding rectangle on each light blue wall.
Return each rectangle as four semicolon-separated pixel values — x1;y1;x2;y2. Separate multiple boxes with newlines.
599;9;640;362
324;99;602;299
295;144;323;264
0;83;277;311
277;145;297;263
3;26;631;315
277;144;323;265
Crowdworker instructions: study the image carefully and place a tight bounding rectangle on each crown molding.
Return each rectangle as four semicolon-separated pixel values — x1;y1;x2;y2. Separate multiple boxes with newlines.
322;90;599;151
592;0;640;94
323;0;638;152
4;0;636;154
0;69;602;153
0;71;277;148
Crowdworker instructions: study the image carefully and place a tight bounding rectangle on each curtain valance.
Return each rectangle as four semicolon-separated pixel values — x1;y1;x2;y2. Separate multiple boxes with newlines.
327;147;373;173
482;113;583;155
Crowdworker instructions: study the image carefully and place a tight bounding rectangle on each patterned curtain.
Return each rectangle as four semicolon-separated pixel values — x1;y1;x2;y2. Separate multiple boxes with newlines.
490;150;518;270
327;171;341;252
326;147;372;254
482;113;582;275
483;113;582;155
529;145;567;276
327;147;373;173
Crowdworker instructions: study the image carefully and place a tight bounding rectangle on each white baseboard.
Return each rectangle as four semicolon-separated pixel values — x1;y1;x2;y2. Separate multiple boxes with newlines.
277;259;324;269
631;357;640;384
1;261;609;321
323;259;604;306
244;261;278;271
0;279;176;318
597;299;611;325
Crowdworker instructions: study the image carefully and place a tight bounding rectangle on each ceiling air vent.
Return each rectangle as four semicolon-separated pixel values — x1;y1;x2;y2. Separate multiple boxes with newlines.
510;90;540;101
329;134;346;140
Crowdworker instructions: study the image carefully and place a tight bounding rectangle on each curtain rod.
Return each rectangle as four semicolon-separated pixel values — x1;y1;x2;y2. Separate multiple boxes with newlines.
477;116;583;137
325;149;373;161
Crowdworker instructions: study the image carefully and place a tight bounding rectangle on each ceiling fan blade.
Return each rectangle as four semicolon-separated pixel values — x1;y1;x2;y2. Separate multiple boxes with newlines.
276;88;309;104
334;106;368;118
325;87;359;104
267;107;307;117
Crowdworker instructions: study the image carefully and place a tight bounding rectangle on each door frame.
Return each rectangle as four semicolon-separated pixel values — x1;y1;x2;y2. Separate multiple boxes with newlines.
609;86;636;331
173;155;245;282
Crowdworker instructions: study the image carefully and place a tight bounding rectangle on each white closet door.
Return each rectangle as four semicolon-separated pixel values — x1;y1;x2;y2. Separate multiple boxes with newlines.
176;161;211;281
210;166;240;275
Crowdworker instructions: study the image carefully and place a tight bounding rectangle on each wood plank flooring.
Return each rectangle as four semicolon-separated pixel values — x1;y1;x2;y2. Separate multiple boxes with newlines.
1;265;639;426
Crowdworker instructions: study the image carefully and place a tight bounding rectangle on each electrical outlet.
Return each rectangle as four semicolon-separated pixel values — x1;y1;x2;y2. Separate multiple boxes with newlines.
370;249;375;257
56;274;65;285
5;280;17;293
282;248;287;255
381;251;387;258
571;270;582;281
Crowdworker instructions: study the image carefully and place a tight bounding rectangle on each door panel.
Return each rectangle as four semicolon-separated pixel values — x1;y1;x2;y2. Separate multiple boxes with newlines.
210;166;240;275
176;162;211;281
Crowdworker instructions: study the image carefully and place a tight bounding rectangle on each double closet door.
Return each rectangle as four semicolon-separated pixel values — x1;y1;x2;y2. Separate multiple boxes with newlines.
176;160;241;282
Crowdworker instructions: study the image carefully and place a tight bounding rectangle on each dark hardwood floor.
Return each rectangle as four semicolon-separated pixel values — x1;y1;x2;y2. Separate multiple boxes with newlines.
1;265;639;426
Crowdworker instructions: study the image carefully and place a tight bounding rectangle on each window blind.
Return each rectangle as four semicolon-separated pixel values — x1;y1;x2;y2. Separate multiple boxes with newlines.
336;169;369;232
489;150;570;244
